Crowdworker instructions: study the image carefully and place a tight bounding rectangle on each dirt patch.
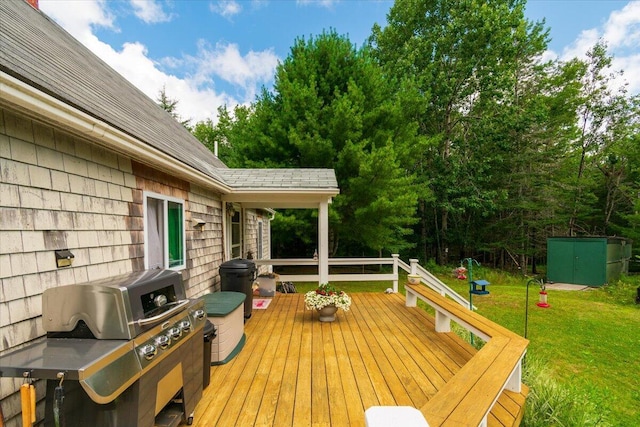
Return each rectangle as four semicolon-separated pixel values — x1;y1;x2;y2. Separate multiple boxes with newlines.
545;283;593;291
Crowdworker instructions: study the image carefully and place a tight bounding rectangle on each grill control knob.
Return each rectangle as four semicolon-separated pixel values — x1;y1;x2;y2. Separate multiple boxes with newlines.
179;320;192;332
168;327;182;340
140;344;157;360
193;309;205;320
154;294;168;307
155;335;170;350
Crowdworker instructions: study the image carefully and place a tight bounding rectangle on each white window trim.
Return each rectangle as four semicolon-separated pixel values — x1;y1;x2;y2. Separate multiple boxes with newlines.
143;191;186;271
225;203;243;260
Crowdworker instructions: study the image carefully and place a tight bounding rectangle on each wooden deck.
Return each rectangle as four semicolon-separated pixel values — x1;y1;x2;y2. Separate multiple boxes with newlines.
192;292;527;427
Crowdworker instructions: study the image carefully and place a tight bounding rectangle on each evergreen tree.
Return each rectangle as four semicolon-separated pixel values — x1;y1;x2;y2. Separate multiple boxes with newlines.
196;31;422;256
157;85;191;129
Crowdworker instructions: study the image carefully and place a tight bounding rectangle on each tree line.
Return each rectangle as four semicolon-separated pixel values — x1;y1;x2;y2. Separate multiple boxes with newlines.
171;0;639;270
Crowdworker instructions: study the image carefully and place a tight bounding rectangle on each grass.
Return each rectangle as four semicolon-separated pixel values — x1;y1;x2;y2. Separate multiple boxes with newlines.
289;269;640;426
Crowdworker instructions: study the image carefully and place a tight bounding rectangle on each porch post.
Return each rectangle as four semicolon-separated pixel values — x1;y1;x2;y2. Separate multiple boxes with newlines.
410;258;419;275
318;199;329;284
392;254;399;293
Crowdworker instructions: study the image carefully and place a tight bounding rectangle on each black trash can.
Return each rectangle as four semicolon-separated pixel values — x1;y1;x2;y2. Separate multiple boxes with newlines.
202;319;216;389
219;259;256;318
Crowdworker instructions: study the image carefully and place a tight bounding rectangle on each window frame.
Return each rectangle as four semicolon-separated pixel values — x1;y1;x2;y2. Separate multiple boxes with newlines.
226;203;243;260
229;205;244;259
143;191;186;270
257;220;263;259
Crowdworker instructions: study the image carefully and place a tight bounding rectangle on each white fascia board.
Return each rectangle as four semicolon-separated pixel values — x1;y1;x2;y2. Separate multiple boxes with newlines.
0;71;232;194
225;188;340;197
223;188;339;207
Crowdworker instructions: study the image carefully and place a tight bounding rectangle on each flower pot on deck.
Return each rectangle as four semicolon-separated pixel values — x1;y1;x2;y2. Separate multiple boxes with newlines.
317;305;338;322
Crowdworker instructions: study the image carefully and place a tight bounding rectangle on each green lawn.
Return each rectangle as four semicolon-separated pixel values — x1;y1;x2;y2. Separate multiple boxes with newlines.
294;270;640;426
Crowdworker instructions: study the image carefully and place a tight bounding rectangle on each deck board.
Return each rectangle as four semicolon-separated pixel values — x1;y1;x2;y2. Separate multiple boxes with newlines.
193;293;527;427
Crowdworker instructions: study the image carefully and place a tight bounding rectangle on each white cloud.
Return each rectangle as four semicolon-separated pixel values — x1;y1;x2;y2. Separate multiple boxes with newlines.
603;1;640;51
40;0;115;40
612;53;640;94
538;49;559;63
130;0;173;24
184;41;279;96
38;0;279;123
560;28;600;61
559;1;640;94
210;0;242;19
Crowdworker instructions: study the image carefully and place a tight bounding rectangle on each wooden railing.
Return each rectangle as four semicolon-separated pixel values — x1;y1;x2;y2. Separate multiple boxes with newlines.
405;283;529;427
254;256;469;308
400;258;472;309
253;256;399;287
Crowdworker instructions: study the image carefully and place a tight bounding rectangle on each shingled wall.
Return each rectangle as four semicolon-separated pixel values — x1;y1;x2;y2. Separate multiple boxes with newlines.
0;107;229;426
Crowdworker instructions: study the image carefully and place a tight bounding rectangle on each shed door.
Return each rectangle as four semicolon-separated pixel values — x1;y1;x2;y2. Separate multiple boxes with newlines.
548;240;575;283
573;241;606;286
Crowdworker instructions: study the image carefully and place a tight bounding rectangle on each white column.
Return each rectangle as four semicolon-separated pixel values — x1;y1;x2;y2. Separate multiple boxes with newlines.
406;290;417;307
506;357;524;392
392;254;399;293
318;200;329;284
410;258;419;275
435;311;451;333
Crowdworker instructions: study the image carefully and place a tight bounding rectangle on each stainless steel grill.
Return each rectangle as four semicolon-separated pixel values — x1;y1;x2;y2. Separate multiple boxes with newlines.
0;269;206;427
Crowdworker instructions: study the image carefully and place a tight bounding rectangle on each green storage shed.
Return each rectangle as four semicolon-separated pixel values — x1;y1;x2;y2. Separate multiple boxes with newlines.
547;237;632;287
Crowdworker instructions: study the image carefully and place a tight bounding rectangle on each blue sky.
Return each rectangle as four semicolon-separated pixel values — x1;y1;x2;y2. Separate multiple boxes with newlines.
39;0;640;124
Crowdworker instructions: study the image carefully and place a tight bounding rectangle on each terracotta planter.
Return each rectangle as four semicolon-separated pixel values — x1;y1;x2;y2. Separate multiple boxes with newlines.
317;305;338;322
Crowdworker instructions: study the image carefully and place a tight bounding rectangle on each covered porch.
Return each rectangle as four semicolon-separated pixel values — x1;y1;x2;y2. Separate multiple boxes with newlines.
192;288;528;427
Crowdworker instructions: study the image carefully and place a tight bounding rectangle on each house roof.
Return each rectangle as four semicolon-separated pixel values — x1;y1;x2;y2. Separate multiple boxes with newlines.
221;168;339;208
0;0;338;202
220;169;337;189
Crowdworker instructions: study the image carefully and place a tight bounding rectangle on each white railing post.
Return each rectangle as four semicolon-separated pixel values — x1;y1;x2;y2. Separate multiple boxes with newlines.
435;311;451;333
392;254;399;293
505;357;524;393
409;259;419;275
406;290;417;307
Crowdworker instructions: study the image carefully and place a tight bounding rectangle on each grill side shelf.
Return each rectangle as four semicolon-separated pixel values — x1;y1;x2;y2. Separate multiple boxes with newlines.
0;338;133;383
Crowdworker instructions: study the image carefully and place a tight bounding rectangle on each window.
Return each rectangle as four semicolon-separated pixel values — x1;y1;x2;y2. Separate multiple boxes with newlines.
144;192;185;270
230;209;241;259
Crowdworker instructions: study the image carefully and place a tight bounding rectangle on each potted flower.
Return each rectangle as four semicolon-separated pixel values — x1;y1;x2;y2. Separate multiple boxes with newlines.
304;283;351;322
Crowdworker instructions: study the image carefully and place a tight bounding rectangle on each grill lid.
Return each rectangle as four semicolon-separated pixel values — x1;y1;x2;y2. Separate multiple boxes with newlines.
43;269;187;339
